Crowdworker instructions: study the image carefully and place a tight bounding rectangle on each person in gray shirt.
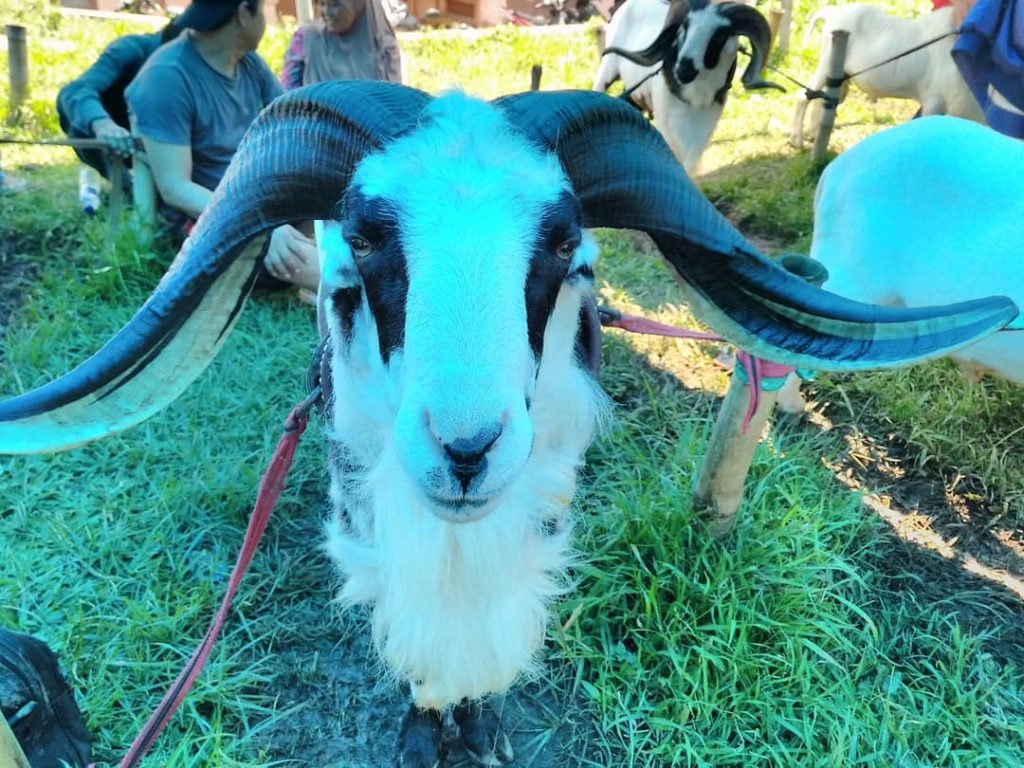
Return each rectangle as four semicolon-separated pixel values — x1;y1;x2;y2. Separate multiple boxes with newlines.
127;0;319;290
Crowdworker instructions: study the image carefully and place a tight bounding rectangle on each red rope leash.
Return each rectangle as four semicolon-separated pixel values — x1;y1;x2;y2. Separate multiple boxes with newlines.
600;308;793;432
100;389;319;768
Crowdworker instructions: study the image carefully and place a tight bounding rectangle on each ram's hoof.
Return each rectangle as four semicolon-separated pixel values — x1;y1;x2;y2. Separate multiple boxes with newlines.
452;700;514;766
397;705;443;768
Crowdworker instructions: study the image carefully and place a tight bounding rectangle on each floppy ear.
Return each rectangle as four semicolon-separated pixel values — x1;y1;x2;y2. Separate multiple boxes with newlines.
495;90;1017;369
0;81;432;455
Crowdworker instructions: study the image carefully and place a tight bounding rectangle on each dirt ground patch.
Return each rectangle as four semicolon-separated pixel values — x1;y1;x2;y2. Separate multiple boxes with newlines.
0;240;40;354
256;505;606;768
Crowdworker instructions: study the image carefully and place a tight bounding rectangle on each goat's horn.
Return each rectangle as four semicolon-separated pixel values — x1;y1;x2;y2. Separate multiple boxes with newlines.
602;0;690;68
0;81;431;454
496;90;1018;370
718;3;785;92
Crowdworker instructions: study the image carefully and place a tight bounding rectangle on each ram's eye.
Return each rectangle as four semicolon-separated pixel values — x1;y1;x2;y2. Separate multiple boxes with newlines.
348;236;373;259
555;240;577;261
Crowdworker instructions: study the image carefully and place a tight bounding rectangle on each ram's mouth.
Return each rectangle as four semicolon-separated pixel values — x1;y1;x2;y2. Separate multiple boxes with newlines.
424;492;495;523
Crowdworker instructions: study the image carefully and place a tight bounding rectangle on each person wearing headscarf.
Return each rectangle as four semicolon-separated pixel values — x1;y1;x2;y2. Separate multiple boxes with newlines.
280;0;402;88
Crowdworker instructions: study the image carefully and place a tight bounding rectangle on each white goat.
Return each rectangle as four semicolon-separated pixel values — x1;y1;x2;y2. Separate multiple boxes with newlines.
0;84;1017;767
594;0;782;175
811;117;1023;383
791;4;984;148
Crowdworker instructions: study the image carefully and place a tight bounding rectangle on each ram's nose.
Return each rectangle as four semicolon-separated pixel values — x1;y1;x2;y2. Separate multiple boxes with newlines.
675;57;698;84
442;425;502;494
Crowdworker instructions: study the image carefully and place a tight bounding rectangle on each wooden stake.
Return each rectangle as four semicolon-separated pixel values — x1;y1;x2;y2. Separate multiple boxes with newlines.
777;0;793;54
811;29;849;164
5;25;29;126
694;255;827;536
530;64;543;92
0;713;31;768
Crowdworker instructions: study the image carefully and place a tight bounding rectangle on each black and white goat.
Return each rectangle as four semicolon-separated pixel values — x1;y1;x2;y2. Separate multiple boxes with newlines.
594;0;782;174
0;83;1017;767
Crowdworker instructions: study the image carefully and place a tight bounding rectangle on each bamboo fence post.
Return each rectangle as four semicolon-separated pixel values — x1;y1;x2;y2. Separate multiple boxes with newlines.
530;64;543;91
109;153;125;234
5;25;29;126
777;0;793;54
811;29;849;164
769;8;783;51
0;713;31;768
694;255;827;537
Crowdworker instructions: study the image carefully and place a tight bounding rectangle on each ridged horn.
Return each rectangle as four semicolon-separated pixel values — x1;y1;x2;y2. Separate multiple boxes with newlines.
602;0;692;68
718;2;784;91
0;81;431;454
494;90;1018;369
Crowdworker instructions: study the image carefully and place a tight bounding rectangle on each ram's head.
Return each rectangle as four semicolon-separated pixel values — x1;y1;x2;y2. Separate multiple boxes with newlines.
607;0;783;102
0;84;1015;524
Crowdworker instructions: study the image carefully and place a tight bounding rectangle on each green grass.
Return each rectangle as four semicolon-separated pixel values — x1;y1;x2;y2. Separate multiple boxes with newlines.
3;2;1024;766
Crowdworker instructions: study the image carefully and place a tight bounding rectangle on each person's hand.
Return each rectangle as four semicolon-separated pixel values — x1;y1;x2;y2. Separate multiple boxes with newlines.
91;117;135;159
265;224;320;290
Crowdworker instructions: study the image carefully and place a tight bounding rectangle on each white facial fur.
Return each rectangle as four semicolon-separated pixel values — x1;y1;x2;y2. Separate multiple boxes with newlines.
321;91;598;522
675;8;739;109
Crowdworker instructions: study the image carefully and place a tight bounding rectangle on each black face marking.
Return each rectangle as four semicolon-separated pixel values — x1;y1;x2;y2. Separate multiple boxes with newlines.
715;57;739;105
525;191;583;361
704;27;732;71
341;189;408;363
331;286;363;346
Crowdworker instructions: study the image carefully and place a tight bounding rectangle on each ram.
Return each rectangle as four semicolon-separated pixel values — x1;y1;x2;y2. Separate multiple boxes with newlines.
0;83;1016;767
791;4;983;148
594;0;782;175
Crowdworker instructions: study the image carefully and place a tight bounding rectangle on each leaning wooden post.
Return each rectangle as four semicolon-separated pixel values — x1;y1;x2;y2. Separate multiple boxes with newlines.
5;25;29;126
694;254;828;537
0;713;31;768
530;64;543;92
811;29;849;164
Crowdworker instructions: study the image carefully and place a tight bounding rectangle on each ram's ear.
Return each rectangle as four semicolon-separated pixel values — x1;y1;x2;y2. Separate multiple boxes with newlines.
496;90;1018;371
0;82;433;455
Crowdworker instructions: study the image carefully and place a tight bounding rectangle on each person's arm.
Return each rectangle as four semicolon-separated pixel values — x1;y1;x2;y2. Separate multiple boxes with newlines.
279;25;308;90
58;36;153;141
140;137;212;220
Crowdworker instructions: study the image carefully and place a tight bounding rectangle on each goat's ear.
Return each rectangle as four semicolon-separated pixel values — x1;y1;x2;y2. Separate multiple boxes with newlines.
496;90;1018;372
718;3;785;91
0;82;431;454
603;0;690;67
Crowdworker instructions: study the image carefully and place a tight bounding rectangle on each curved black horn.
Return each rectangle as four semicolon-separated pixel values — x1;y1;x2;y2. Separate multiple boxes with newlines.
602;0;691;68
718;2;784;91
495;90;1017;369
0;81;431;454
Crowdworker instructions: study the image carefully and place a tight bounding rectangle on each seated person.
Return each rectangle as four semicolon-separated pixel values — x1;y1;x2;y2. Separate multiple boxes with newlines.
280;0;402;88
57;20;182;182
951;0;1024;138
127;0;318;290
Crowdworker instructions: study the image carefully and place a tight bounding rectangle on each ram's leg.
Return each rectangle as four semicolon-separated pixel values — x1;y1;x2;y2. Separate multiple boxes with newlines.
398;704;444;768
453;699;514;767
